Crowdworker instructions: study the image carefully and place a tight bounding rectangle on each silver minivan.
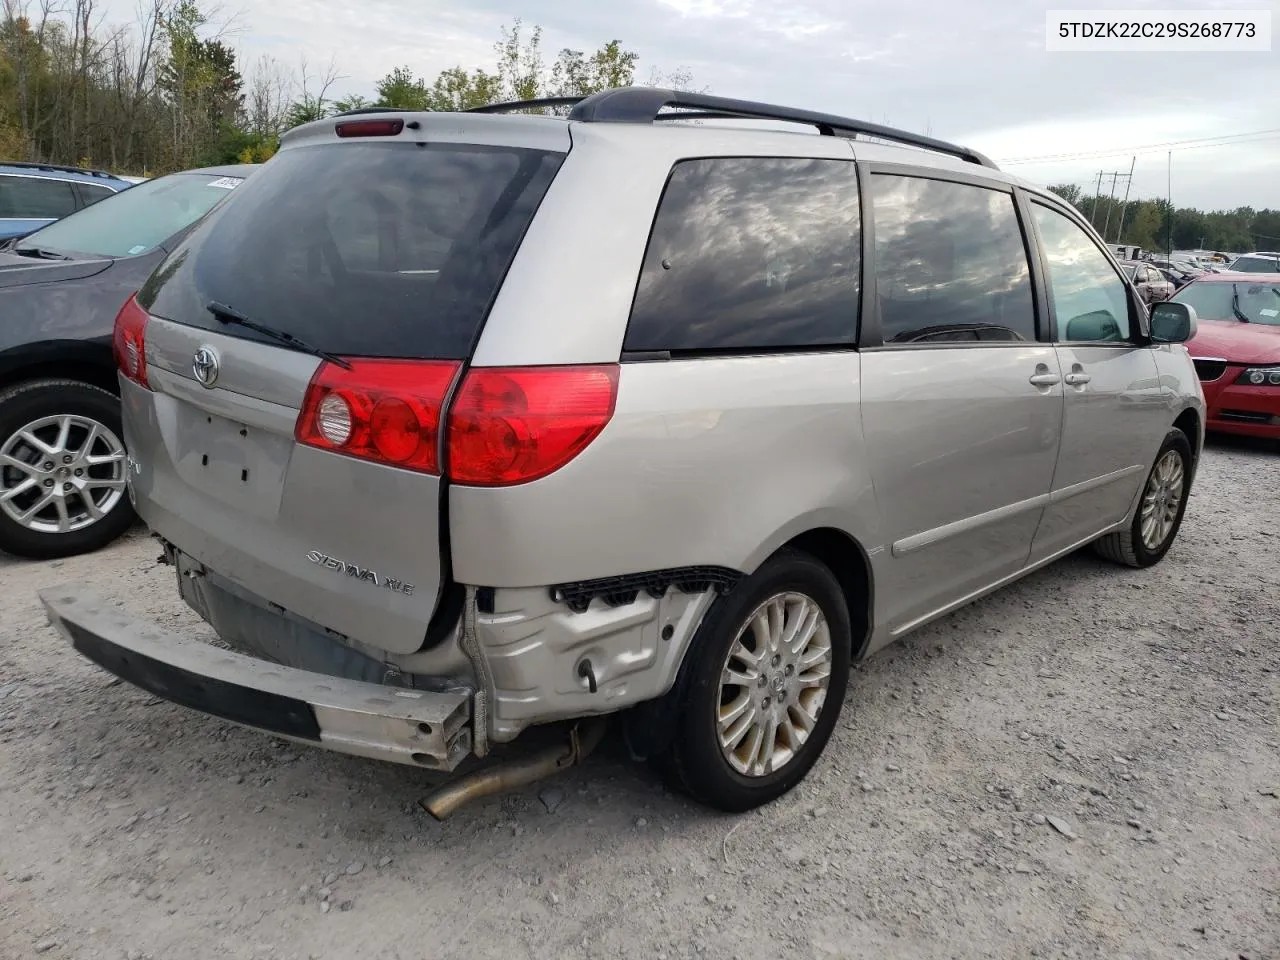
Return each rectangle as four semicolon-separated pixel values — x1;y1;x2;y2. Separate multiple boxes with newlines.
43;88;1206;815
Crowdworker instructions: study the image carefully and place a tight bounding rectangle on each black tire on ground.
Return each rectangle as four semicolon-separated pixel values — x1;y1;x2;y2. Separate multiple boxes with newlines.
0;378;136;560
655;548;852;813
1093;428;1193;569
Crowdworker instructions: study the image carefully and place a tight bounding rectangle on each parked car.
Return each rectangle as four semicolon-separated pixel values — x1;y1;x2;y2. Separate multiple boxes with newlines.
1172;272;1280;443
41;89;1204;815
0;164;257;559
1227;252;1280;274
0;162;132;242
1120;260;1176;303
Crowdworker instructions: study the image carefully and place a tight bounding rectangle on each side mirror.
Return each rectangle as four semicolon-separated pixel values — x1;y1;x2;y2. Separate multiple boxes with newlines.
1150;301;1198;344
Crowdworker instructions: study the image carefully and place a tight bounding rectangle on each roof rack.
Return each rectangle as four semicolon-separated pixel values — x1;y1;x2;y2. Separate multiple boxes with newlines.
468;96;584;115
333;106;408;117
0;160;119;179
468;87;997;170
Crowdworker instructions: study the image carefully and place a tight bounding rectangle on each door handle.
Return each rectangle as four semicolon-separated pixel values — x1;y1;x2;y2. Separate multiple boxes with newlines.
1029;370;1061;387
1064;372;1092;386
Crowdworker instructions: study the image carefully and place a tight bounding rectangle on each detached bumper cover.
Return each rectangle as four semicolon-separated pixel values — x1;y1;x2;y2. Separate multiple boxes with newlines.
41;587;473;770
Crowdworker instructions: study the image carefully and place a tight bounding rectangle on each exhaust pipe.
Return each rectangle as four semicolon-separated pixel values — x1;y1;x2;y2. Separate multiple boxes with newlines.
419;716;609;820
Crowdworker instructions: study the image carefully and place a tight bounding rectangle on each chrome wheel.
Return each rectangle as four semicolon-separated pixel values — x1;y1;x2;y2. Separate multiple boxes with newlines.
0;414;127;535
1139;449;1184;551
716;591;833;778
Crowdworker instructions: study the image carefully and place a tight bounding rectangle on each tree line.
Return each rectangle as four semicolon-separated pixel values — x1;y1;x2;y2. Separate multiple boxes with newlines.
0;0;697;174
1046;182;1278;255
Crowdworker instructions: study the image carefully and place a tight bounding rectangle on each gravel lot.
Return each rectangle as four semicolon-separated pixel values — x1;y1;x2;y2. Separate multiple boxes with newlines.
2;436;1277;960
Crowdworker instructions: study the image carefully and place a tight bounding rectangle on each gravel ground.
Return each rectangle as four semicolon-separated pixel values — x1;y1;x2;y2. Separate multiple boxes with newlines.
1;436;1277;960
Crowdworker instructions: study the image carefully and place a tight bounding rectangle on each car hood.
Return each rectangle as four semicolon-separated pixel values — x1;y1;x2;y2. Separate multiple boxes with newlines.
0;251;113;289
1186;319;1280;365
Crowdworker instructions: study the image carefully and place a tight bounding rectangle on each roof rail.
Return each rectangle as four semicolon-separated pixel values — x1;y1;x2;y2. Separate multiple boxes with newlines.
468;96;585;115
1;160;119;179
333;106;406;117
470;87;996;169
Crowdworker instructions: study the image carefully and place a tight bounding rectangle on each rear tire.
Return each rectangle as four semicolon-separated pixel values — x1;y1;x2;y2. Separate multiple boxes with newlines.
1093;428;1192;569
655;549;851;812
0;379;136;560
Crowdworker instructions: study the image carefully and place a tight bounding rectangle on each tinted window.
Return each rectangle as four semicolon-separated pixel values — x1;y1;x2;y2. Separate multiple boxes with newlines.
0;175;78;218
869;175;1036;344
16;172;243;258
78;183;116;207
143;143;564;360
1120;264;1136;280
1173;280;1280;326
1031;203;1132;343
625;157;860;353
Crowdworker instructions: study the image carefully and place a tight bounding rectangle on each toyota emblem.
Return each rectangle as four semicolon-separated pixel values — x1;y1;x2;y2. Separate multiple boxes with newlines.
192;346;220;388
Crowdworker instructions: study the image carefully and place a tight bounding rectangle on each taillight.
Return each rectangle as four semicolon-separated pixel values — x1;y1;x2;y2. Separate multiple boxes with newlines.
295;359;461;474
113;294;150;388
446;365;619;486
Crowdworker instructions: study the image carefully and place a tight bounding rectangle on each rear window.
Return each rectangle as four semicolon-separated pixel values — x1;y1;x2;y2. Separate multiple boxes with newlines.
140;142;565;360
1231;256;1280;274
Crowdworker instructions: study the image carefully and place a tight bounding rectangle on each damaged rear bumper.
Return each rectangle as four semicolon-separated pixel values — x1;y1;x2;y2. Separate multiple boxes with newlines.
40;587;473;771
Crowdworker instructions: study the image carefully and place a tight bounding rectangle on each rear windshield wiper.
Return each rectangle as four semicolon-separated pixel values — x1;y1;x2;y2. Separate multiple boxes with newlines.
1231;284;1251;323
206;301;353;370
12;246;71;261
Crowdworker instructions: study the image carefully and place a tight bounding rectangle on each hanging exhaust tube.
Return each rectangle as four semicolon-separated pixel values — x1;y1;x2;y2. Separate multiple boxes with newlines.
419;716;609;821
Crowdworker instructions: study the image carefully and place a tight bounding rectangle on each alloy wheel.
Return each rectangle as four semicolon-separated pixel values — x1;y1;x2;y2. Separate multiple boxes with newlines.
1139;449;1184;551
0;414;128;535
716;591;834;777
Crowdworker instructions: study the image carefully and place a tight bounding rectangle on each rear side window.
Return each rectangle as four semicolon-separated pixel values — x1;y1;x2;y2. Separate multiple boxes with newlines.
142;142;565;360
625;157;860;354
0;175;78;218
870;175;1036;344
77;183;116;207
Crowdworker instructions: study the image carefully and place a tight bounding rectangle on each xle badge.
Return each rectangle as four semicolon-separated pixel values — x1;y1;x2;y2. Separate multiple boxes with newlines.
306;551;416;596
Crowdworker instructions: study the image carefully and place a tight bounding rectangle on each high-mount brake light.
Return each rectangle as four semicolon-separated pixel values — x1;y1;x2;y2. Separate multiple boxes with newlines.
296;359;461;474
446;365;620;486
335;118;404;138
112;294;150;389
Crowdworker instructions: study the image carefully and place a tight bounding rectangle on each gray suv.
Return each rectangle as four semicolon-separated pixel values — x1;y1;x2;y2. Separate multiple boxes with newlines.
42;88;1206;815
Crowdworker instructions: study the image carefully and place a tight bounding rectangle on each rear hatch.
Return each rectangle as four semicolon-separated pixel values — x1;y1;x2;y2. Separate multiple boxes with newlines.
124;118;569;655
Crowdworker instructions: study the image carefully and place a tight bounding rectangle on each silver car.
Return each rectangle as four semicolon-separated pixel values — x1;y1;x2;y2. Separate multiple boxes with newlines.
42;89;1206;815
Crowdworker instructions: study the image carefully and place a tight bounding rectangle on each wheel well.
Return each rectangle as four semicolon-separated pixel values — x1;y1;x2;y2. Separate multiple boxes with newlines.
783;527;873;658
1172;408;1201;466
0;359;119;397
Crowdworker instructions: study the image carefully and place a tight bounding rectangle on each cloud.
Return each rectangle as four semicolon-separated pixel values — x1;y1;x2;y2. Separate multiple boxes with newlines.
93;0;1276;210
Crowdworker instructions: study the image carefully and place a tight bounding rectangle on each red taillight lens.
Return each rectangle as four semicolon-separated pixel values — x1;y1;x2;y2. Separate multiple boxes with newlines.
295;359;461;474
335;118;404;138
446;365;619;486
112;294;150;389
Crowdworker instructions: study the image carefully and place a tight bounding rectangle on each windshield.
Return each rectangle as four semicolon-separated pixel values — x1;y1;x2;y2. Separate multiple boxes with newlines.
14;172;246;259
1173;280;1280;325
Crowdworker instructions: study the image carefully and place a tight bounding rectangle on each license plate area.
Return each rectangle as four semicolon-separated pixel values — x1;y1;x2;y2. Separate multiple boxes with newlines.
173;405;291;517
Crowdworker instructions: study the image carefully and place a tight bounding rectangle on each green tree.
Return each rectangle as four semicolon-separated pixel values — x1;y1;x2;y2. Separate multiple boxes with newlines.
374;66;428;110
423;66;501;111
1045;183;1083;207
550;39;639;97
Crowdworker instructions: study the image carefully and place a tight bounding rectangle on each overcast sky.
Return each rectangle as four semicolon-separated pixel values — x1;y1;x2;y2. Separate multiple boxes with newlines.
100;0;1278;211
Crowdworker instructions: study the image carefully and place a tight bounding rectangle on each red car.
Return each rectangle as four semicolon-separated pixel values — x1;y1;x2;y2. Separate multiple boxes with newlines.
1171;273;1280;441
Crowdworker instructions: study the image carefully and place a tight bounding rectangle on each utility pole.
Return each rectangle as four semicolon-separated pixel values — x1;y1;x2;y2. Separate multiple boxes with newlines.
1090;171;1105;228
1101;171;1122;243
1113;156;1137;244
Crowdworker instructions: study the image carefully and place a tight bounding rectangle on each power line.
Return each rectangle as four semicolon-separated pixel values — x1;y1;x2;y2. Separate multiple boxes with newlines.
996;127;1280;166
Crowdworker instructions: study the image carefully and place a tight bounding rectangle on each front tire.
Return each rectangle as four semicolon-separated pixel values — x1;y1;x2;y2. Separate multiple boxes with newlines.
1093;428;1192;568
656;549;852;812
0;379;136;560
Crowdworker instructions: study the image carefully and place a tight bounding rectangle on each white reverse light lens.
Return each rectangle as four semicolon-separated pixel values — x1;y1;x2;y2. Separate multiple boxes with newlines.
316;393;353;445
